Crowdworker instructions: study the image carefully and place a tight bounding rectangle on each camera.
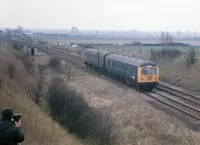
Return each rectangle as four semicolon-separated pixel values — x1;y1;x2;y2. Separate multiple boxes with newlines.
11;113;22;124
13;113;22;122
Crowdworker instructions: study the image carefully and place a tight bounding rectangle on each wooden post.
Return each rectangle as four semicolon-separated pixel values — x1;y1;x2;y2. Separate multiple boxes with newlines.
98;49;100;78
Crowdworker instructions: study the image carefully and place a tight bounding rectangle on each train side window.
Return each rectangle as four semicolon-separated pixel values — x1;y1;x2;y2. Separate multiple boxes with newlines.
141;68;149;75
106;59;109;66
150;68;157;75
132;67;136;73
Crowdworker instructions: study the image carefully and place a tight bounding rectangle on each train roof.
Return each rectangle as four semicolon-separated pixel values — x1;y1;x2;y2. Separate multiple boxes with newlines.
106;53;158;67
84;48;158;67
84;48;109;55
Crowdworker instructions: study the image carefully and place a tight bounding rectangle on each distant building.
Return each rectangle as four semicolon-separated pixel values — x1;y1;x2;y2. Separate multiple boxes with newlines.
27;48;38;56
70;27;79;33
70;42;78;48
22;32;33;36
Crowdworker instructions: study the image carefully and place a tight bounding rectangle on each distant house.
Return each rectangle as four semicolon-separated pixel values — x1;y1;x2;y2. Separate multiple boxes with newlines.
22;32;33;36
72;44;78;48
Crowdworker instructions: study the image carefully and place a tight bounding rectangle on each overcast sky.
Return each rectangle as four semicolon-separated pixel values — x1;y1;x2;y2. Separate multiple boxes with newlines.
0;0;199;31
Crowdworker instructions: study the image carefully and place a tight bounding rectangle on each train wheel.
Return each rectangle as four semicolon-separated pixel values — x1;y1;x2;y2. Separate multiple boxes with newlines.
146;87;153;92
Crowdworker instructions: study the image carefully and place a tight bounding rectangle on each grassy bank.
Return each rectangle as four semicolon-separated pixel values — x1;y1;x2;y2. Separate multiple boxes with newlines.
0;44;85;145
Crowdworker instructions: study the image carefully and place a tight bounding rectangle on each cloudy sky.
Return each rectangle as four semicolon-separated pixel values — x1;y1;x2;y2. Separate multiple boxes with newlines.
0;0;199;31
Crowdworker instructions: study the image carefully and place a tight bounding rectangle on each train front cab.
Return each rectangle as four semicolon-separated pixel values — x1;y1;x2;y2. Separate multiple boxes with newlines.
137;65;159;91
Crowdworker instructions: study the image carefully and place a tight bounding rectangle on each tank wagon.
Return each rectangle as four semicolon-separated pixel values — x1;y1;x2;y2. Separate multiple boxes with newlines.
83;48;159;91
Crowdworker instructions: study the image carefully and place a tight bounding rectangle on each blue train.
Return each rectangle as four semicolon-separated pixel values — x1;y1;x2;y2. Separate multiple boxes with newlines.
83;48;159;91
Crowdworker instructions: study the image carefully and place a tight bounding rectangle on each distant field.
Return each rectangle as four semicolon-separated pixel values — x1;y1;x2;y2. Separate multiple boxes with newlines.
40;36;200;45
40;37;200;54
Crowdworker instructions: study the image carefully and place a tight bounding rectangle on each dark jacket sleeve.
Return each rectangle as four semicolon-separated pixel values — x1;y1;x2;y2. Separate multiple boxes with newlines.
13;127;25;143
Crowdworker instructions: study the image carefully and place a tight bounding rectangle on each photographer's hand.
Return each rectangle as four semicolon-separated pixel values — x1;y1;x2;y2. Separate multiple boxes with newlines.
15;120;22;127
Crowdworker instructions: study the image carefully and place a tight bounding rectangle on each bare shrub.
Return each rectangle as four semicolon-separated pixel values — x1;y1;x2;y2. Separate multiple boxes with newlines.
31;74;45;104
23;56;35;73
185;48;198;67
76;108;117;145
37;40;47;45
37;64;48;74
150;48;181;60
0;76;3;88
150;48;157;62
49;57;61;70
8;63;16;78
65;63;72;80
46;77;88;131
16;52;35;73
46;77;116;145
12;41;24;51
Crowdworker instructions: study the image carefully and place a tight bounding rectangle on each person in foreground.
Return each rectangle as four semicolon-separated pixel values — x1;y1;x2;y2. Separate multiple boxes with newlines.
0;107;24;145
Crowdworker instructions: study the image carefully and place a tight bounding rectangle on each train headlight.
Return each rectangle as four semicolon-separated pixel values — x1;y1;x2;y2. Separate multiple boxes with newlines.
131;76;135;80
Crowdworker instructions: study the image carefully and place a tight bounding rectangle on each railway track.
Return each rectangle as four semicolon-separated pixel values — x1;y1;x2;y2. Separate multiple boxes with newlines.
24;42;200;122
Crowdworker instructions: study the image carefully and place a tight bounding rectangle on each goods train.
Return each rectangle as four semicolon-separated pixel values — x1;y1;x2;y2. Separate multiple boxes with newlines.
83;48;159;91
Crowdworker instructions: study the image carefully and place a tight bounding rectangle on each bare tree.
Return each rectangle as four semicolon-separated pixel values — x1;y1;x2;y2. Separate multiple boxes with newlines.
185;48;198;67
31;74;45;104
0;30;4;36
165;32;173;42
66;63;72;81
8;63;16;79
160;31;173;43
160;31;165;40
5;29;12;36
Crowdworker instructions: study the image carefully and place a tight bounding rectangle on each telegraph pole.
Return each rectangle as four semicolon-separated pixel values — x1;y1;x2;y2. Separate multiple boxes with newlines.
98;49;100;78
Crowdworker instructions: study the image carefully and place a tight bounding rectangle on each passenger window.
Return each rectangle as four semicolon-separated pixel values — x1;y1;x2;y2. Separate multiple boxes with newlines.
141;68;149;75
132;67;135;73
150;68;157;75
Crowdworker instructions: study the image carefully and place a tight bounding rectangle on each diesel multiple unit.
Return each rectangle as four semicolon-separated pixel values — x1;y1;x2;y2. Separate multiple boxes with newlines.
83;48;159;91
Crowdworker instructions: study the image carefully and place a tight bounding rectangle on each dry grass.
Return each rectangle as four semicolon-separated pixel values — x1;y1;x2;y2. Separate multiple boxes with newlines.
66;67;200;145
158;56;200;92
0;88;85;145
0;46;85;145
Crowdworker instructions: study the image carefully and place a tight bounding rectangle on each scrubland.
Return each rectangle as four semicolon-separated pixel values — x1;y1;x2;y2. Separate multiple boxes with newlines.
0;44;85;145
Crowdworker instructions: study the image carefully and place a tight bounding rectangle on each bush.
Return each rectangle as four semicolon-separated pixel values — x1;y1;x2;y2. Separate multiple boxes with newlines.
8;63;16;78
150;48;181;60
31;74;45;104
46;77;116;145
37;40;47;45
37;64;48;74
76;108;117;145
150;48;157;62
0;77;3;88
16;52;35;73
46;77;88;130
185;48;198;67
65;63;72;81
49;57;61;70
12;41;24;51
